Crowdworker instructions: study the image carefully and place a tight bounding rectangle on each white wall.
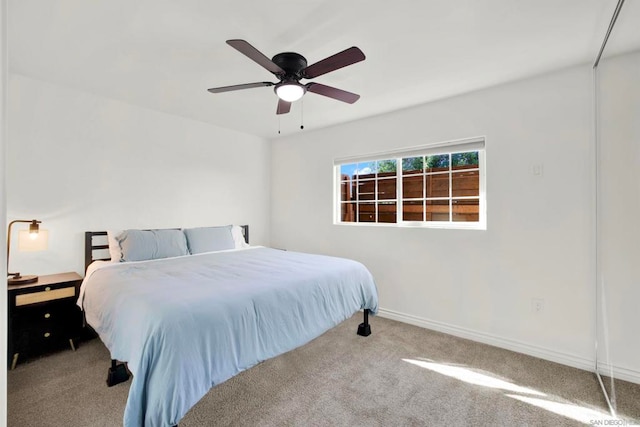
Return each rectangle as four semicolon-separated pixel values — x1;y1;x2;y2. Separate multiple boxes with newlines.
271;64;603;373
7;74;271;276
1;0;8;423
597;50;640;381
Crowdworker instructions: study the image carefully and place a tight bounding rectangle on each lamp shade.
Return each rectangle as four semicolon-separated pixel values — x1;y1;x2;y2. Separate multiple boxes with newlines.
275;82;305;102
18;229;48;252
7;218;47;285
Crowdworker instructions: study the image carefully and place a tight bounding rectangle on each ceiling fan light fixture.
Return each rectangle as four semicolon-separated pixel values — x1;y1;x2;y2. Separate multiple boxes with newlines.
275;82;305;102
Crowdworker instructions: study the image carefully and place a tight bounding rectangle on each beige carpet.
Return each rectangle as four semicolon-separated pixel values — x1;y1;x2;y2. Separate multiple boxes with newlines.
8;315;640;426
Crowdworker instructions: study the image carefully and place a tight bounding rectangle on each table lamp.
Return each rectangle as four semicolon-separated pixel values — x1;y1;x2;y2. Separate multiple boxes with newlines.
6;219;49;285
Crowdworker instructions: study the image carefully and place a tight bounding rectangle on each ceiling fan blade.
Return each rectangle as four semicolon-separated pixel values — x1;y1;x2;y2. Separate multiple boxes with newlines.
226;39;285;76
276;99;291;115
306;83;360;104
207;82;274;93
302;47;365;79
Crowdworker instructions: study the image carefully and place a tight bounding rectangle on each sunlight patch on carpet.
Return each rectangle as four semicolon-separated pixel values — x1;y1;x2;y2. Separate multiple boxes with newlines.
402;358;621;425
402;358;546;396
506;394;619;425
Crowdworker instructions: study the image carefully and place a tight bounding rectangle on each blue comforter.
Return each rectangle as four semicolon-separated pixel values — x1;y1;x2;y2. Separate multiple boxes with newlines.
80;247;378;426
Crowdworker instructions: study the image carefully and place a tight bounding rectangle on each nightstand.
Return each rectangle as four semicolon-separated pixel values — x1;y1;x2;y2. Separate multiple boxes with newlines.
8;272;83;369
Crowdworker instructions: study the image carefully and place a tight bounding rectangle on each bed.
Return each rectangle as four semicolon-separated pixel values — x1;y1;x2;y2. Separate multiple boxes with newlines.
79;226;378;427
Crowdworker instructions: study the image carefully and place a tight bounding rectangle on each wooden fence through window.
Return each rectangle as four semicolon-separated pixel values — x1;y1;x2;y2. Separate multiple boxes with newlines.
340;167;480;223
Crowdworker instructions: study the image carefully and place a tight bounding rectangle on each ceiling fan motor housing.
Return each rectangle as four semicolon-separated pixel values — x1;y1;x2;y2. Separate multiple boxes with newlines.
272;52;308;80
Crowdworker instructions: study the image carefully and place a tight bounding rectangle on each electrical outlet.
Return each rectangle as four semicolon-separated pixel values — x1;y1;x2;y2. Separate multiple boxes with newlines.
532;298;545;314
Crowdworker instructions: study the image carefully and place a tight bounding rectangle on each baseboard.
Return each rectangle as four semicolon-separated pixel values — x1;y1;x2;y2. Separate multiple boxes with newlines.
376;307;640;384
596;362;640;385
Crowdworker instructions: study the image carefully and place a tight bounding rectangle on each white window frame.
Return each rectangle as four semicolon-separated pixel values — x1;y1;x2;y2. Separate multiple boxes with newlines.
333;137;487;230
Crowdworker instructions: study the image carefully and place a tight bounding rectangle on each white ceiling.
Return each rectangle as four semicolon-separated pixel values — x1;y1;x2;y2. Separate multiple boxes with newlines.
9;0;640;139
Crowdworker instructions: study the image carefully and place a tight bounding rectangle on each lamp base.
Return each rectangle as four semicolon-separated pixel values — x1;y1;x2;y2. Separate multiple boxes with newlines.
8;275;38;285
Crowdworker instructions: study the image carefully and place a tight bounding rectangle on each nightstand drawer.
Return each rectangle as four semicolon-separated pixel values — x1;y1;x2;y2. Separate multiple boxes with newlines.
18;327;66;345
15;286;76;306
13;301;78;328
13;325;73;357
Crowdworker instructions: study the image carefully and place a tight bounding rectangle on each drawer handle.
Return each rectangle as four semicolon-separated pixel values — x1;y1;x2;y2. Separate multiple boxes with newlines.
44;313;51;319
45;287;51;292
44;332;51;338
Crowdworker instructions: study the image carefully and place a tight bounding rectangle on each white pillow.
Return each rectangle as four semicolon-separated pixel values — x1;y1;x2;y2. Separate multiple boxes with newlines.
232;225;249;248
107;230;123;262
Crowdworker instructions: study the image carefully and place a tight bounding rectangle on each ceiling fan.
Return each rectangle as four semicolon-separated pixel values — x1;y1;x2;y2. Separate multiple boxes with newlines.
207;39;366;115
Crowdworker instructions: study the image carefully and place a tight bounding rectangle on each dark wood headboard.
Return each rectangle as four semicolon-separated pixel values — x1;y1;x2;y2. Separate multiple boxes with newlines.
84;225;249;272
84;231;109;272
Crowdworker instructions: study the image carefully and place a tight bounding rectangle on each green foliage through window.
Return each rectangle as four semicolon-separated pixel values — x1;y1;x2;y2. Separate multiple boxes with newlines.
377;159;397;173
452;152;479;167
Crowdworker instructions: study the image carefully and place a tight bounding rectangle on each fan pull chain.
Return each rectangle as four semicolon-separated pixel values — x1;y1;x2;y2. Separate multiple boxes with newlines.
278;116;281;135
300;100;304;130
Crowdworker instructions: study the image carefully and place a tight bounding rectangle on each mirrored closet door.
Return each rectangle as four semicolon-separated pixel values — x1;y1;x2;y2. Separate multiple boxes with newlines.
594;0;640;419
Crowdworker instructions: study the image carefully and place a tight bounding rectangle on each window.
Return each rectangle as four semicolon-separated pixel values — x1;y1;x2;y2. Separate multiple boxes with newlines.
335;137;485;229
339;160;397;223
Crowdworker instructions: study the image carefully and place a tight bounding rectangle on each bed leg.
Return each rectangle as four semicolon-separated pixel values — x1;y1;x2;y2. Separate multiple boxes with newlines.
357;309;371;337
106;359;130;387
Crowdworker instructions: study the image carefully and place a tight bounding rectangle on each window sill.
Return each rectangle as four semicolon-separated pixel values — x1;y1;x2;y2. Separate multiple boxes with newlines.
333;221;486;230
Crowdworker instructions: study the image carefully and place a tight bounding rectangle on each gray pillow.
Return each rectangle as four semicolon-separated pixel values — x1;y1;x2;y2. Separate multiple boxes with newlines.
183;225;235;254
117;229;189;262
